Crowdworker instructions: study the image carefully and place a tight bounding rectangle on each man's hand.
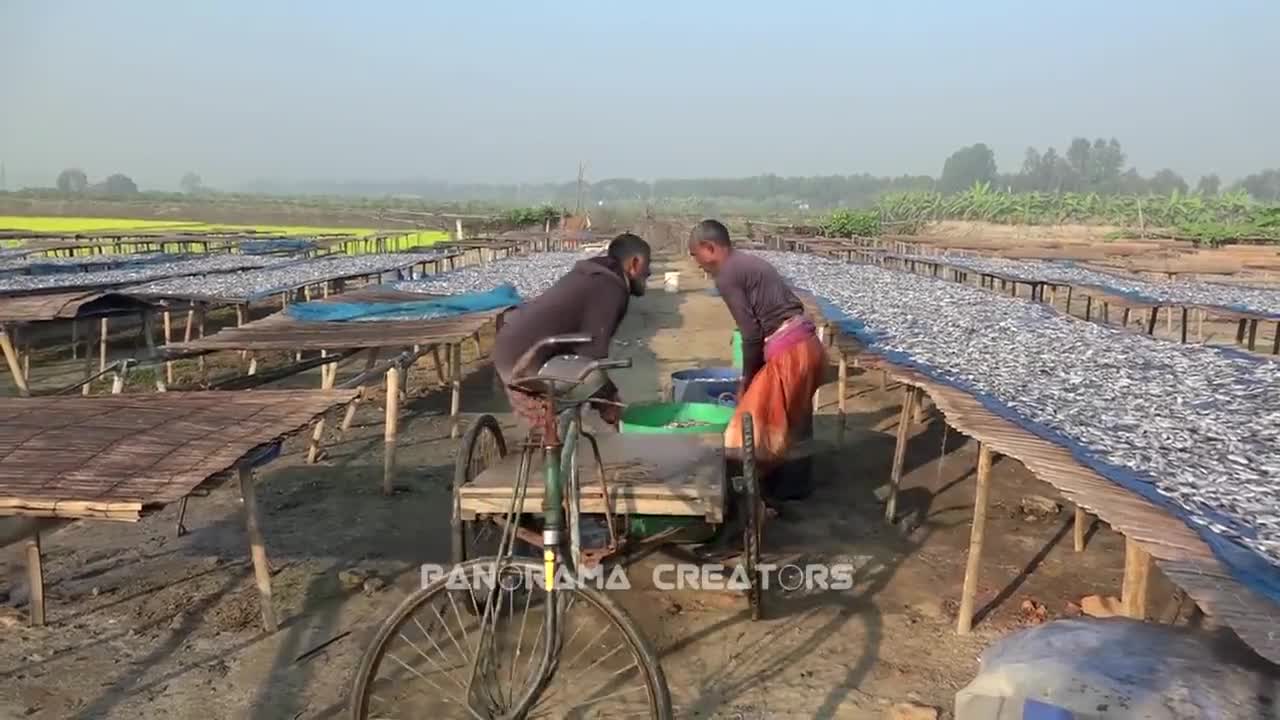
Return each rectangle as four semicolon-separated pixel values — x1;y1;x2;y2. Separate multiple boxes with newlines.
597;402;622;427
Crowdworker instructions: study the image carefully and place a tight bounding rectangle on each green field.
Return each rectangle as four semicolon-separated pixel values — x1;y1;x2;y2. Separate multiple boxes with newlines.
0;216;450;255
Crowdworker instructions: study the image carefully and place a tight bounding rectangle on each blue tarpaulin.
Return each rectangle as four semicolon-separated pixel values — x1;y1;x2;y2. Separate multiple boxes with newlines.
286;283;521;323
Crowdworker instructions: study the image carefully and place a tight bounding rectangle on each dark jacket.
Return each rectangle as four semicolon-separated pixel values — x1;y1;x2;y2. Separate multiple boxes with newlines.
493;256;630;393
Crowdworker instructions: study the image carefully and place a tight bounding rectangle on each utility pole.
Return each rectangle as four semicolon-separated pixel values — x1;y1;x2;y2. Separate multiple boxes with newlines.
575;161;586;214
0;161;6;192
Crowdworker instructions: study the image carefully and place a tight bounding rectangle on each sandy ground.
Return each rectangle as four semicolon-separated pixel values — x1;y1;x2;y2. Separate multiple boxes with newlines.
0;242;1154;720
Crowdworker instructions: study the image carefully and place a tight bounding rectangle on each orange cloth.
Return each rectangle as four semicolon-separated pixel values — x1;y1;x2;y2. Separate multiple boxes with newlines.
724;334;825;467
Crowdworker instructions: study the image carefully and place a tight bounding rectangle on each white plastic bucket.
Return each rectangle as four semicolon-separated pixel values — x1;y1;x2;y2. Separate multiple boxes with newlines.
663;271;681;293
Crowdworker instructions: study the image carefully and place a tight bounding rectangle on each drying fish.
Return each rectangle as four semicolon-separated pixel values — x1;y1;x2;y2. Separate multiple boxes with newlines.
126;251;452;302
754;250;1280;570
392;251;594;299
934;254;1280;318
0;253;293;295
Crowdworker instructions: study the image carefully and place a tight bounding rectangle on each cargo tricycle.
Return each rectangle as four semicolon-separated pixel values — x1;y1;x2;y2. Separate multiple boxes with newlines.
349;335;764;719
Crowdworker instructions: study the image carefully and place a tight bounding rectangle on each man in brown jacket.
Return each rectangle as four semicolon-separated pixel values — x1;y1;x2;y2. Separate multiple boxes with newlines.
493;233;651;430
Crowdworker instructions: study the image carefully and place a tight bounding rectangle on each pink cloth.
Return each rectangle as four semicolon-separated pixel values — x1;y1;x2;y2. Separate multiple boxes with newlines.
764;316;816;362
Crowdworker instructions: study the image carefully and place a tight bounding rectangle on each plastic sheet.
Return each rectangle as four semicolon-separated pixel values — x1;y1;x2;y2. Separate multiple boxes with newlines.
955;618;1279;719
286;283;521;323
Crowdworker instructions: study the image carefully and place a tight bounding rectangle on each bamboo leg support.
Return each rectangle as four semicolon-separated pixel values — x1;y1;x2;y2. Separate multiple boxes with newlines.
1074;506;1087;552
163;309;174;384
837;354;848;423
431;346;447;386
340;350;380;433
99;317;109;372
0;329;30;396
239;465;277;633
450;343;463;439
25;531;45;627
384;366;401;495
885;385;917;523
956;443;994;635
1122;538;1152;620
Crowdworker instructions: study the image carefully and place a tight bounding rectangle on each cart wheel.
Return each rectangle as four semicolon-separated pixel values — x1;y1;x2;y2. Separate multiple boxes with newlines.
739;413;764;621
451;414;508;565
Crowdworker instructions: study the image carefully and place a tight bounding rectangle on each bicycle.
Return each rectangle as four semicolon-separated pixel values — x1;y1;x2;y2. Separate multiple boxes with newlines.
349;334;695;719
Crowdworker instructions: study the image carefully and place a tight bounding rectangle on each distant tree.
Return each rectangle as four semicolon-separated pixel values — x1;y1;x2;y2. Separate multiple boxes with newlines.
1147;169;1189;196
939;143;997;194
1235;169;1280;202
56;168;89;194
1195;174;1221;196
99;173;139;196
1117;168;1147;194
1089;138;1126;192
180;172;203;194
1064;138;1092;190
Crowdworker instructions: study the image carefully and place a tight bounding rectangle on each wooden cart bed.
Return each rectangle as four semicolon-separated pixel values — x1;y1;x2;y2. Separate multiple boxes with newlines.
457;434;726;522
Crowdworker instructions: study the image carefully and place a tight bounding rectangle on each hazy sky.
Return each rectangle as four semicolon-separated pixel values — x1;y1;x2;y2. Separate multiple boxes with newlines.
2;1;1276;190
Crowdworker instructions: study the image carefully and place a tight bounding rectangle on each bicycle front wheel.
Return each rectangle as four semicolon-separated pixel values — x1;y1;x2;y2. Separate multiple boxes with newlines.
348;557;673;720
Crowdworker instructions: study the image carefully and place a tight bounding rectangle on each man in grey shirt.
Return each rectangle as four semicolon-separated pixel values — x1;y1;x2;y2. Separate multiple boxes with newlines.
688;219;824;502
494;233;651;431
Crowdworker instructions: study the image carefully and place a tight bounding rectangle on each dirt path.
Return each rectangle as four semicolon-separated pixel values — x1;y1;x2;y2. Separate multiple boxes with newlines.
1;244;1137;719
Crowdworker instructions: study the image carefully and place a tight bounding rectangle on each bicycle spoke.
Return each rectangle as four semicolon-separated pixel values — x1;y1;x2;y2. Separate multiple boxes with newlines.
394;632;468;692
507;571;536;705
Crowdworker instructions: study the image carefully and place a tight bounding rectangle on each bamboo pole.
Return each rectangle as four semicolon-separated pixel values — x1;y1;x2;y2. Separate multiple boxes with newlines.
163;309;174;384
1074;506;1087;552
885;385;917;523
1121;538;1152;620
956;443;993;635
341;349;381;433
450;342;463;439
812;325;826;411
99;317;109;372
837;354;848;422
71;320;79;360
384;366;401;494
25;531;45;627
0;329;30;397
239;465;278;632
307;355;338;464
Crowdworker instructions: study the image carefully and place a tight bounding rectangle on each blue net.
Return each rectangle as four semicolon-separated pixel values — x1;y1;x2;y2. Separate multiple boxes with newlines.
286;283;521;323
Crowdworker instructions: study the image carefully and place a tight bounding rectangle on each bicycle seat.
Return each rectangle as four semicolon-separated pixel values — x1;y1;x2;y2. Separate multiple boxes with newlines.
535;354;609;403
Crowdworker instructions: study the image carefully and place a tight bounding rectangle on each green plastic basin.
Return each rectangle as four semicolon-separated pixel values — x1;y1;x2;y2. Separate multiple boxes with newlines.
619;402;734;435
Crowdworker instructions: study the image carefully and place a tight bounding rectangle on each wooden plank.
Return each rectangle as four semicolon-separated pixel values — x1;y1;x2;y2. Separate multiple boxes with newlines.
464;434;725;522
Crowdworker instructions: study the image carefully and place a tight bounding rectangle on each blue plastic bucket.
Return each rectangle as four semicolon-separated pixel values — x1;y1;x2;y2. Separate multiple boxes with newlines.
670;367;740;406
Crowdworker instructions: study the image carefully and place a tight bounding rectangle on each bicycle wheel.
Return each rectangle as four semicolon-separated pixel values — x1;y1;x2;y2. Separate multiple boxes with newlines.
451;415;509;565
349;558;673;719
739;413;764;621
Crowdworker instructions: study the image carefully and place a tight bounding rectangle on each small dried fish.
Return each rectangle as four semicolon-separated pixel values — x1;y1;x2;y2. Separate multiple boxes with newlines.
934;254;1280;318
392;252;594;299
754;250;1280;570
0;254;293;294
126;252;451;301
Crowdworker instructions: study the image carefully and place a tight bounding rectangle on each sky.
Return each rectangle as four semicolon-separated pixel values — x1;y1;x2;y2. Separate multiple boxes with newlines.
1;0;1277;190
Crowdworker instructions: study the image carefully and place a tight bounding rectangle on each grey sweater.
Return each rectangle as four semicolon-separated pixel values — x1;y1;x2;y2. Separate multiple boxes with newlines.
715;250;804;386
493;256;629;395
